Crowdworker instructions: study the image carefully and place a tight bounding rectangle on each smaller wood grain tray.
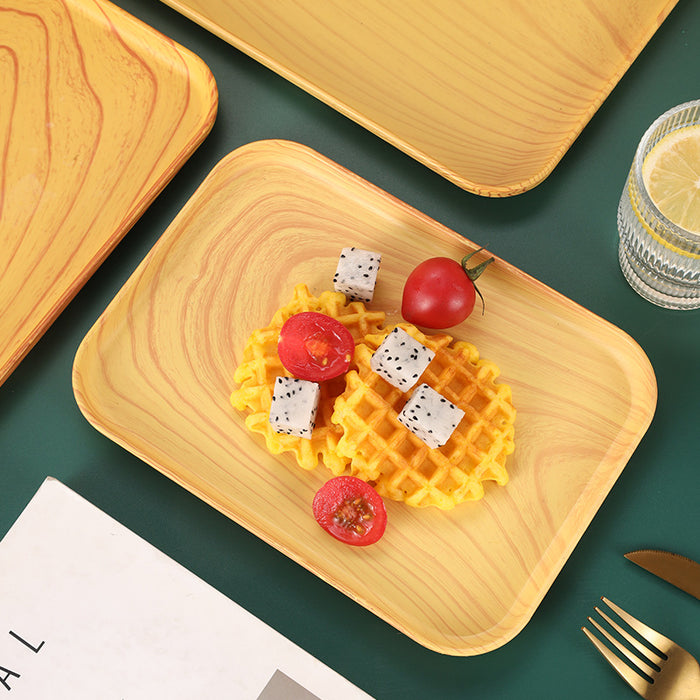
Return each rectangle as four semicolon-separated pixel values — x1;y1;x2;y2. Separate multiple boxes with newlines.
72;140;657;655
0;0;218;388
159;0;677;195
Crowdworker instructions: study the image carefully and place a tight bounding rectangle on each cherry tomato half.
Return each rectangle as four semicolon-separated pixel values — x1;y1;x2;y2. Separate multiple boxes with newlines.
401;250;493;329
278;312;355;381
312;476;387;546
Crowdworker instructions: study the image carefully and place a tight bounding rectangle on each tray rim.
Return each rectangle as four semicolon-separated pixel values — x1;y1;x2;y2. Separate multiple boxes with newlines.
72;139;658;655
158;0;678;196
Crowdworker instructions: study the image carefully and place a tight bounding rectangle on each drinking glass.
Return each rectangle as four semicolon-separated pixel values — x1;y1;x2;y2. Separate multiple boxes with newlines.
617;100;700;310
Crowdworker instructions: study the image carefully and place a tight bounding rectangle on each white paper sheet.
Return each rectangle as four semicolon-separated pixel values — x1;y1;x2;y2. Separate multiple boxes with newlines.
0;478;373;699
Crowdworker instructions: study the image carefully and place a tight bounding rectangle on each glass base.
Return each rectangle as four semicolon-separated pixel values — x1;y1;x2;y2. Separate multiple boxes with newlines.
618;241;700;310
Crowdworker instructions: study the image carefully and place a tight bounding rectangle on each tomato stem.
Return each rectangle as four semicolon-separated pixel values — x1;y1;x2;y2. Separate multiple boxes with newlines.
460;247;494;314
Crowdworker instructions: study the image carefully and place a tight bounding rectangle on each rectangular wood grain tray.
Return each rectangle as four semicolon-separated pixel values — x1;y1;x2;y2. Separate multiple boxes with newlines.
72;140;657;655
159;0;677;195
0;0;217;388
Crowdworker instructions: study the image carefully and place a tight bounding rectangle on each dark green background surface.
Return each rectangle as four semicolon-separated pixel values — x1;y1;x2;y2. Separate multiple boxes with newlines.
2;2;699;698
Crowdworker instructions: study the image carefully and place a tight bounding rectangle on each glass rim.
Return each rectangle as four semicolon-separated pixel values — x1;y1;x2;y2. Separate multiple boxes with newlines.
632;99;700;247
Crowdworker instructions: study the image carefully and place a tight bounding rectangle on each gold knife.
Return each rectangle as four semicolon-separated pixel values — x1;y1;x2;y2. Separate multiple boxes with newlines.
625;549;700;600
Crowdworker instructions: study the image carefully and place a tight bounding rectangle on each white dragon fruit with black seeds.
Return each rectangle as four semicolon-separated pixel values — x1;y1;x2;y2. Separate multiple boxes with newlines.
397;383;465;449
269;376;320;439
333;247;382;302
370;327;435;391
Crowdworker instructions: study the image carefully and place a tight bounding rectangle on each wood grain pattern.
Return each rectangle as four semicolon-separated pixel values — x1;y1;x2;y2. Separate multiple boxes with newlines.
158;0;676;196
0;0;217;388
72;140;657;655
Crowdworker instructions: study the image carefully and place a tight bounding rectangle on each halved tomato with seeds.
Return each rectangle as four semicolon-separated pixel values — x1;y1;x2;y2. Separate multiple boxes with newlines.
312;476;387;546
278;312;354;382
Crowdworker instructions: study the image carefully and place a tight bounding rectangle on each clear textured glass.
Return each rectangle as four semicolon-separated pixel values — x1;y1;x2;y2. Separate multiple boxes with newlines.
617;100;700;310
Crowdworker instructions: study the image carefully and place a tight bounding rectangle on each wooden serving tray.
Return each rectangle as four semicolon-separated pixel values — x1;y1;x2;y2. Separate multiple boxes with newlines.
72;140;657;655
0;0;217;388
158;0;677;196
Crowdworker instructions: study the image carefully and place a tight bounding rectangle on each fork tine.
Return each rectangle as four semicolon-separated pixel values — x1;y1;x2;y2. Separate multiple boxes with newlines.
582;625;650;697
602;597;672;654
588;615;659;677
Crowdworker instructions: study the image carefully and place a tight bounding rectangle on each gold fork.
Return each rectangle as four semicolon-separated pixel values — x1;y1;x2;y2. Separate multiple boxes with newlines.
582;597;700;699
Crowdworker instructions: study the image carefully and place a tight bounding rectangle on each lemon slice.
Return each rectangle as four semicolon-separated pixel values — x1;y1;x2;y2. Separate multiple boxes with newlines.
642;124;700;234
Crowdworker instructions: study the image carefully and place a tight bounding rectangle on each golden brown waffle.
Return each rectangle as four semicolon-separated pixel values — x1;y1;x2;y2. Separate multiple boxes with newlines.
331;324;516;509
230;284;386;470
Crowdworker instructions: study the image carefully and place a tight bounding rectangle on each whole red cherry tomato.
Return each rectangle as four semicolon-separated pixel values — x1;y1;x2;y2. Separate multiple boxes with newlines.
401;248;494;329
312;476;387;546
278;312;354;381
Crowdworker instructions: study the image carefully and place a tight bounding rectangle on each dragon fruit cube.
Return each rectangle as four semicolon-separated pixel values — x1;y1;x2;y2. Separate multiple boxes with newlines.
397;383;465;449
370;327;435;391
333;247;382;302
269;377;320;439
